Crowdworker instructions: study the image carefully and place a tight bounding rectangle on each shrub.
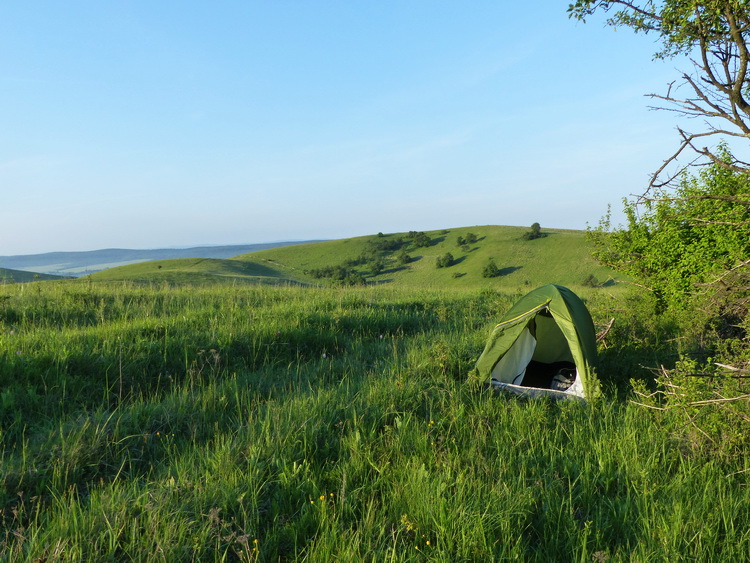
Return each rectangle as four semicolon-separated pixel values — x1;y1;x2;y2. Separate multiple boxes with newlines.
369;258;386;276
482;259;500;278
588;157;750;317
589;154;750;458
436;253;454;268
397;250;412;265
307;265;366;285
412;232;432;248
368;237;403;251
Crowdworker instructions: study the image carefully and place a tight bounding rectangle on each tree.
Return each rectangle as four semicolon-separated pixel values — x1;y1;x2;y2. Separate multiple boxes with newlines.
568;1;750;189
482;259;501;278
435;253;454;268
570;1;750;310
397;249;412;265
369;258;386;276
412;232;432;248
521;222;543;240
570;1;750;455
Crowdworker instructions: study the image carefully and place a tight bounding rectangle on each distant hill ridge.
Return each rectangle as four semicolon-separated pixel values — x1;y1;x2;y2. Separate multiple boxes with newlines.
0;241;323;277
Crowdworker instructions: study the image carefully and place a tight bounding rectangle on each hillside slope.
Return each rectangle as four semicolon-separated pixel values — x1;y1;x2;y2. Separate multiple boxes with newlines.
239;225;620;290
88;226;621;290
87;257;307;286
0;267;66;283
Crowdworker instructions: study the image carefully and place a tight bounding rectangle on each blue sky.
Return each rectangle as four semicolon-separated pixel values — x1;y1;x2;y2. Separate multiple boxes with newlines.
2;1;683;255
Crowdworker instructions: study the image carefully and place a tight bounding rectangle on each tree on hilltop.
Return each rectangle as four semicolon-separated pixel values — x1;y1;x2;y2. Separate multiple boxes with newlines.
521;223;543;240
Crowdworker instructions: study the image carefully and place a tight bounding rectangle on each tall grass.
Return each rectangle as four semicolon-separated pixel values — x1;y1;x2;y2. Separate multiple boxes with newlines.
1;280;748;561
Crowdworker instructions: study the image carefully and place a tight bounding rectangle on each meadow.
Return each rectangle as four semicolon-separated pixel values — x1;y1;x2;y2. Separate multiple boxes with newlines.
1;277;749;562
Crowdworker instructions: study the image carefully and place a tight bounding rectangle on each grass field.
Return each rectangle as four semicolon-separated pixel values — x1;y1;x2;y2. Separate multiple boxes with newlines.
1;279;748;561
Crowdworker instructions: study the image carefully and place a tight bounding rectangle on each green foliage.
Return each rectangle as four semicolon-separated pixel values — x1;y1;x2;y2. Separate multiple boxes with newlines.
306;265;365;285
588;158;750;457
435;252;454;269
568;0;749;58
458;232;479;246
397;250;412;265
341;254;369;268
368;236;404;252
482;259;500;278
587;160;750;314
407;231;432;248
369;258;386;276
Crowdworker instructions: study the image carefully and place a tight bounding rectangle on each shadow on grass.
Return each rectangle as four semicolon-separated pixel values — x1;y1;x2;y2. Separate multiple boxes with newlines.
499;266;522;276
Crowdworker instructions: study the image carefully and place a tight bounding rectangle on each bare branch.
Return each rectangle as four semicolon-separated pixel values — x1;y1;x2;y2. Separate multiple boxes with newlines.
596;318;615;343
688;394;750;406
606;0;662;22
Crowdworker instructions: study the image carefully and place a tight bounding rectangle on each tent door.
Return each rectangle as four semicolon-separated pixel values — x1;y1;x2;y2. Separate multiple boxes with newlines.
490;327;537;385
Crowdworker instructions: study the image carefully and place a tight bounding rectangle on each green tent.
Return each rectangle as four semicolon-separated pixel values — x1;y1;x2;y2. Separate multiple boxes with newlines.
474;284;599;399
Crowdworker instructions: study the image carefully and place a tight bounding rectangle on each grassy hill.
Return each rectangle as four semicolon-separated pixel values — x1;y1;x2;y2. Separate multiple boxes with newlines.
88;225;622;291
88;257;307;286
0;267;65;283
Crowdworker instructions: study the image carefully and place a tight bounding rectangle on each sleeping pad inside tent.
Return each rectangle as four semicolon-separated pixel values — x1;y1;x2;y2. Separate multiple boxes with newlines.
474;284;599;400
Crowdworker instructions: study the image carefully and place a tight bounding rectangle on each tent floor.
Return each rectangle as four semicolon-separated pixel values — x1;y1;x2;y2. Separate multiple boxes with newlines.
521;360;576;390
489;380;584;401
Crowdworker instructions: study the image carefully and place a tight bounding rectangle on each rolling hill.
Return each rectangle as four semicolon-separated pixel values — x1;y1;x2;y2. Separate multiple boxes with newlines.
0;241;321;277
88;257;307;286
0;267;66;283
87;225;623;290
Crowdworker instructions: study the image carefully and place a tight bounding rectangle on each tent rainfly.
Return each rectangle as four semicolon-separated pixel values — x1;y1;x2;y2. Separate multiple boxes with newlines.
474;284;599;400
